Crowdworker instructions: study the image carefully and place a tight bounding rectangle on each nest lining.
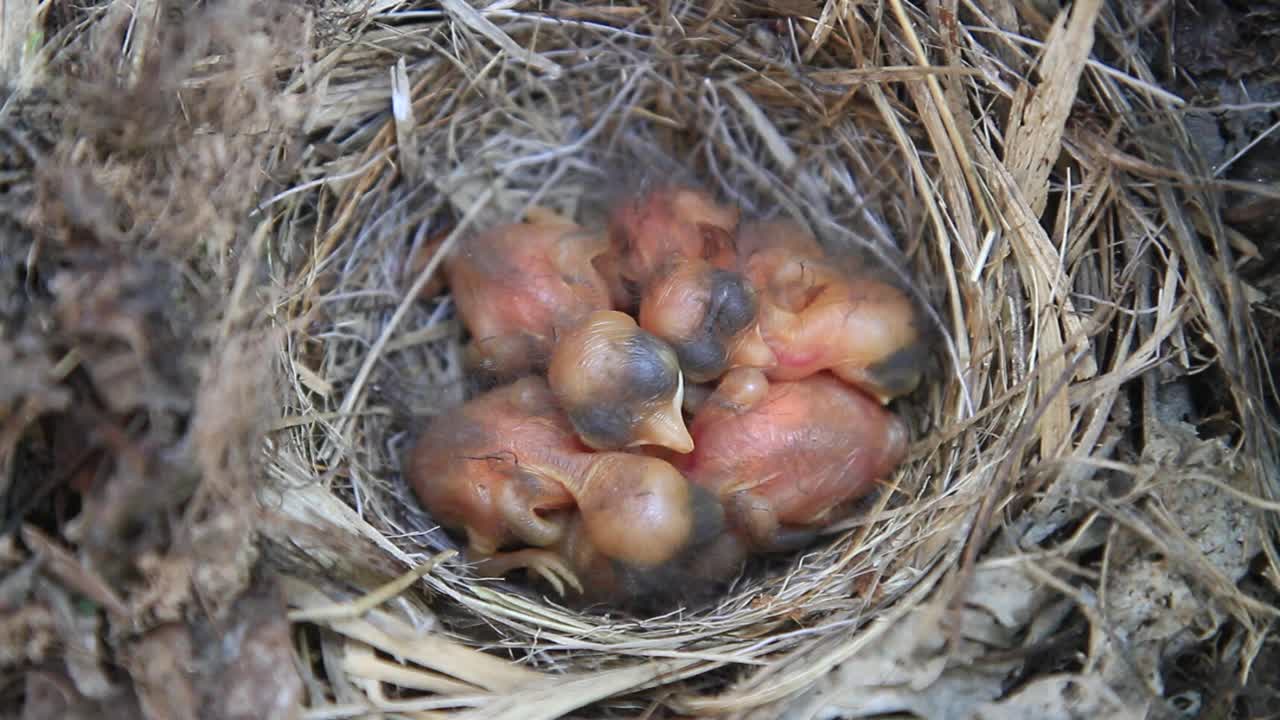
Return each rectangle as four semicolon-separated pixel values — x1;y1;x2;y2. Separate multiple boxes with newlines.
286;31;943;614
245;1;1280;717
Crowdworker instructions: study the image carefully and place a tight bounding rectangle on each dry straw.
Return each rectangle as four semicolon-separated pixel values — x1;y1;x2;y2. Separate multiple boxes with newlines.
234;1;1279;718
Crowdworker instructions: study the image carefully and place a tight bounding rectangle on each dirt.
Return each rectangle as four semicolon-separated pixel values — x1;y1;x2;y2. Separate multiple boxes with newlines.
1164;0;1280;419
1131;2;1280;716
1;1;302;718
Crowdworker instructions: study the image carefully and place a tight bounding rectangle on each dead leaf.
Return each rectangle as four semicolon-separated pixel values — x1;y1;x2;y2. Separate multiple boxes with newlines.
40;578;118;699
21;670;142;720
19;524;129;618
190;510;259;622
0;604;55;667
126;624;198;720
974;674;1143;720
761;605;1015;720
130;551;194;627
200;582;304;720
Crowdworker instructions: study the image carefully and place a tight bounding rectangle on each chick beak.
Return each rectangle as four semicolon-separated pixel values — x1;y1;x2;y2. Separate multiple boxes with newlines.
838;365;905;406
630;373;695;454
729;325;777;370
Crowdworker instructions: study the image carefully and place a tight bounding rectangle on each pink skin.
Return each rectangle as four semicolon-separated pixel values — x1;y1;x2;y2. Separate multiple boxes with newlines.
407;377;714;596
676;369;909;552
445;218;613;377
405;377;583;559
737;225;924;402
607;185;740;285
637;258;777;382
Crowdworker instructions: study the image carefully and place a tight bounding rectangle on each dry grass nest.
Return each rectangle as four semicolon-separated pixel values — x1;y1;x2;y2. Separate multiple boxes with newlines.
4;1;1280;719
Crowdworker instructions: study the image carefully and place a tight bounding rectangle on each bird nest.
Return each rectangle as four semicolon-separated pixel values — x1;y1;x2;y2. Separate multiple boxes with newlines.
5;1;1279;719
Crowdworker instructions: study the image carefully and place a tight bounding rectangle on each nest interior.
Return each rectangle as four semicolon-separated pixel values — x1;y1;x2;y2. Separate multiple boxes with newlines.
4;1;1280;719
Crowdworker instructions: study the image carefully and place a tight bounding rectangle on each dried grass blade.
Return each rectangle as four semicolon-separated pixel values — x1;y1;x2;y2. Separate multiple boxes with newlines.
1003;0;1102;216
342;639;479;695
864;84;974;410
392;58;423;183
20;524;129;618
678;562;949;714
808;66;982;83
888;0;992;231
0;0;46;90
288;550;457;622
461;659;705;720
332;186;495;452
803;0;844;62
318;607;542;692
439;0;561;79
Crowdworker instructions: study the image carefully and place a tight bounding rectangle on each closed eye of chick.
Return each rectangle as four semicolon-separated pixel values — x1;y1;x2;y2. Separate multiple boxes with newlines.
404;377;585;593
638;258;775;383
737;219;930;403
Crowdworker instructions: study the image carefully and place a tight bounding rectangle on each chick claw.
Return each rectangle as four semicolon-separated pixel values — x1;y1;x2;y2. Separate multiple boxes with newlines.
529;553;584;596
478;548;583;596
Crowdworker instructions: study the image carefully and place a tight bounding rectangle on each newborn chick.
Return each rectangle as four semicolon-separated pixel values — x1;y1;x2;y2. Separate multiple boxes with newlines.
638;258;776;383
547;310;694;453
551;473;741;608
568;453;725;573
408;376;714;597
677;369;909;553
405;377;583;593
737;220;928;403
607;184;741;286
481;451;729;605
445;214;612;379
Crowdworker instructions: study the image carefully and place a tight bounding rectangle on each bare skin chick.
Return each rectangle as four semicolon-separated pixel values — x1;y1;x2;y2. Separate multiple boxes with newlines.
444;214;613;380
481;452;728;604
567;453;723;569
550;467;739;608
408;376;715;596
606;185;741;289
547;310;694;453
675;369;910;553
637;258;776;383
736;220;929;403
405;377;584;593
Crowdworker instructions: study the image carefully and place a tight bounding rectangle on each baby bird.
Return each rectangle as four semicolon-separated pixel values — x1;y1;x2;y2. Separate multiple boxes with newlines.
408;377;716;596
550;487;743;608
444;213;613;380
549;452;733;606
736;220;928;403
405;376;584;593
734;218;825;260
478;450;729;605
676;369;910;553
547;310;694;453
607;184;741;287
638;258;776;383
